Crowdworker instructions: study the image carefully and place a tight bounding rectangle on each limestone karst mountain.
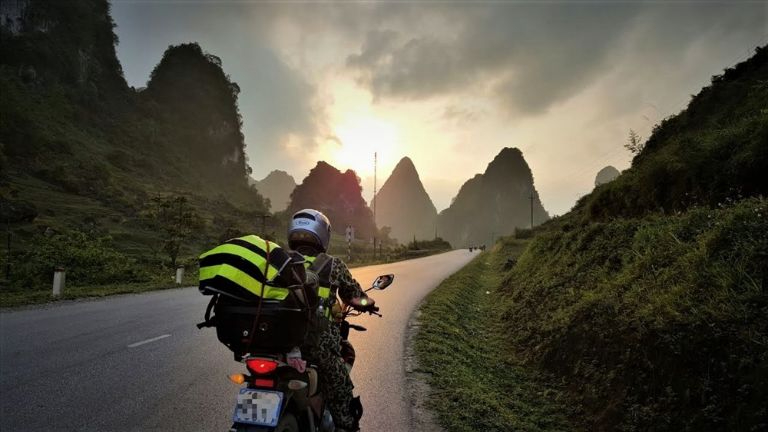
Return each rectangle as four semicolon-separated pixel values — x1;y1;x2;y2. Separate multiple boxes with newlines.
0;1;270;288
372;157;437;243
287;161;376;239
250;170;297;212
595;166;620;187
437;147;548;247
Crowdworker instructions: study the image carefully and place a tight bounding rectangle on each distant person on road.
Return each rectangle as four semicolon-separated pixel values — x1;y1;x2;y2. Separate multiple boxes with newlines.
287;209;375;432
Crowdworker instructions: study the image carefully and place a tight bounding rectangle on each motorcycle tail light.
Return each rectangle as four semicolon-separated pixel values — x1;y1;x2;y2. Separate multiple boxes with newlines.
253;378;275;388
246;358;279;375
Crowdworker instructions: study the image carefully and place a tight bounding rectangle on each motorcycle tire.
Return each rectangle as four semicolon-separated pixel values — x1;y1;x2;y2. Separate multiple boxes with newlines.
274;413;299;432
230;414;298;432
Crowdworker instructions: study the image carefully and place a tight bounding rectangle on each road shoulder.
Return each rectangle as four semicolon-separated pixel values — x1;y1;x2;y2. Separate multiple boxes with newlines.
404;306;445;432
410;242;577;431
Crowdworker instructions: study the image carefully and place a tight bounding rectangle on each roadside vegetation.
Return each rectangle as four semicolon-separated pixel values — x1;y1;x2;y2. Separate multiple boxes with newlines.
0;227;451;307
495;48;767;430
338;236;453;268
0;3;451;306
414;240;576;432
0;276;198;308
504;199;767;430
416;47;767;431
1;23;270;301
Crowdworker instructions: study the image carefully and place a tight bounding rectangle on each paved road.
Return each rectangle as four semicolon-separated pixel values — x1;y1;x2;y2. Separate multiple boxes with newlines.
0;250;475;431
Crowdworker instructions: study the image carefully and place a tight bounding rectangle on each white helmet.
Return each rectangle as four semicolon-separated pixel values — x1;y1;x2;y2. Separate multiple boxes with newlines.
288;209;332;252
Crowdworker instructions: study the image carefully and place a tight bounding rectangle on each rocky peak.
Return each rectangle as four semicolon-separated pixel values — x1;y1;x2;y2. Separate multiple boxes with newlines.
288;161;376;239
595;166;620;187
438;147;548;247
250;170;296;212
373;157;437;243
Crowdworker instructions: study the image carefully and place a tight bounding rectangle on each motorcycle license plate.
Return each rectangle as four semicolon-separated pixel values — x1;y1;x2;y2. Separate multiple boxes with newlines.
232;388;283;427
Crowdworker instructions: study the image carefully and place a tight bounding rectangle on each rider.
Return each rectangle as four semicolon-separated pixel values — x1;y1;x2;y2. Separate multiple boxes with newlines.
287;209;375;432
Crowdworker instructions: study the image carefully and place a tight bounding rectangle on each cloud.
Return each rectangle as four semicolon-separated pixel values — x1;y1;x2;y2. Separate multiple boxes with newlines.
442;105;486;126
346;29;399;70
111;0;767;209
343;2;766;115
348;31;469;100
235;46;319;150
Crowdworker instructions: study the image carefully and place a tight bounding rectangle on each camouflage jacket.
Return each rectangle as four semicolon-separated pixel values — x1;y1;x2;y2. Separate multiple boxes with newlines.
327;255;364;303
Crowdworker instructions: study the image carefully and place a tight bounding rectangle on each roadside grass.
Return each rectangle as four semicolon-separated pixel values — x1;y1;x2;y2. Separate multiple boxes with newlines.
346;248;448;268
0;272;198;308
0;249;450;308
502;198;768;430
414;240;578;432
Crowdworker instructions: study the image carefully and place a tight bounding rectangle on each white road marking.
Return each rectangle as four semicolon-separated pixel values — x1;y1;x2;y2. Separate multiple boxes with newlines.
127;334;171;348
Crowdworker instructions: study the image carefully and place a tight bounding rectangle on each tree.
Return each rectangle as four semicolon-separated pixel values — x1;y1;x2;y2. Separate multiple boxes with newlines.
378;226;397;246
144;195;202;267
625;129;645;155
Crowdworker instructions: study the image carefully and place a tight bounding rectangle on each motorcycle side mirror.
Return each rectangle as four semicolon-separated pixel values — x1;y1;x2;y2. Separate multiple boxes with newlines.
371;274;394;290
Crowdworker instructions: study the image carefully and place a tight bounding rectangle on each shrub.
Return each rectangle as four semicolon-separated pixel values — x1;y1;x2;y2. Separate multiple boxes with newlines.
8;229;149;290
500;198;768;431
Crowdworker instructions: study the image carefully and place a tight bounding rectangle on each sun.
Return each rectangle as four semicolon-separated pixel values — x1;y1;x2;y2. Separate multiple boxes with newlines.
331;115;399;177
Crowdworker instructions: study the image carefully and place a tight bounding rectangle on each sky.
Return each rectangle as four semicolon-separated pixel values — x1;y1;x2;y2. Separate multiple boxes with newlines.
111;0;767;215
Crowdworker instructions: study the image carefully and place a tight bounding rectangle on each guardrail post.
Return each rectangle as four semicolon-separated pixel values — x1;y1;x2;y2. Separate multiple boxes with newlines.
52;267;65;297
175;265;184;284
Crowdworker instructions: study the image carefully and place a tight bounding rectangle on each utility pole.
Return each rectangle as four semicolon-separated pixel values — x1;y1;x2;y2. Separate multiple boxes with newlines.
4;202;10;281
529;190;535;229
373;151;377;260
346;225;352;261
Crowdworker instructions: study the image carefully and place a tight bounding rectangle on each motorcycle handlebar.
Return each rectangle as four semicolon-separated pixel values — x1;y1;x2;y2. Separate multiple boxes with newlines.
344;304;382;317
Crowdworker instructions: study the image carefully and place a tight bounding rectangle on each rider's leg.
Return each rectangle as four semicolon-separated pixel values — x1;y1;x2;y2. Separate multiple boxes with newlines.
315;324;357;430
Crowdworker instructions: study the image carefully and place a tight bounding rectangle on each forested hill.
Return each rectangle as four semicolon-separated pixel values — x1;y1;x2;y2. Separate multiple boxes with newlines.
250;170;297;212
498;46;768;431
287;161;376;240
579;46;767;219
0;0;268;291
0;0;127;96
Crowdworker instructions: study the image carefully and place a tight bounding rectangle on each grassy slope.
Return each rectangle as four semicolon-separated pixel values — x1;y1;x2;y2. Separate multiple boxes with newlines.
493;48;768;431
504;199;767;431
580;47;768;220
414;240;576;432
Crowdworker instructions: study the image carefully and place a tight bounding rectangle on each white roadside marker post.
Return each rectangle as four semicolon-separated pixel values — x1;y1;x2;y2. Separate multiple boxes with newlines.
346;225;352;261
175;265;184;285
52;267;65;297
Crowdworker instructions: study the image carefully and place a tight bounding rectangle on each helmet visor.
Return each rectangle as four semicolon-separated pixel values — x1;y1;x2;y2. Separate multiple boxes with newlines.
288;230;321;247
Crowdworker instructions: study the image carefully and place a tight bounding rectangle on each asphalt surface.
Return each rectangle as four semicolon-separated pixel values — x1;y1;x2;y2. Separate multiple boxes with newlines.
0;250;475;431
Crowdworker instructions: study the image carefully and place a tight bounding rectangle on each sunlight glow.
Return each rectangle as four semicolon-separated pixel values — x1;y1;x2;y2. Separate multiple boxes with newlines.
331;115;399;176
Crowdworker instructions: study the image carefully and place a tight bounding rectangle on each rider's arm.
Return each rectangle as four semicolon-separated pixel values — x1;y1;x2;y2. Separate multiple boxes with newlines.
331;257;364;304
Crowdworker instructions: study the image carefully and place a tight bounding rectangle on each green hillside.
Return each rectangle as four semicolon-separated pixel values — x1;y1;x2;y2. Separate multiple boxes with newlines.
497;47;768;430
0;1;269;293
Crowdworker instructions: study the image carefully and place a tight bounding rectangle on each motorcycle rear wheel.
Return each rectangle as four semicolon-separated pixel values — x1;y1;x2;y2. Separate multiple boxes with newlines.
230;413;299;432
275;413;299;432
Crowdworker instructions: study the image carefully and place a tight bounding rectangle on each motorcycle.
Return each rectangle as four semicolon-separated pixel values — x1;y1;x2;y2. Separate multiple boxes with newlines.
227;274;394;432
